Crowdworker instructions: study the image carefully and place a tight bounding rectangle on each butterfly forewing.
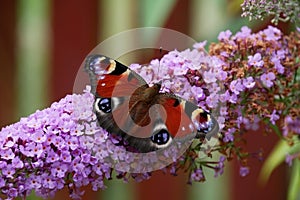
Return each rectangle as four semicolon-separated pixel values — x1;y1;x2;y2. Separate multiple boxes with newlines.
86;55;164;138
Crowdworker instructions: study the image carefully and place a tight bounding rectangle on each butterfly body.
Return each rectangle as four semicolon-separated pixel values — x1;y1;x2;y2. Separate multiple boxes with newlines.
85;55;219;153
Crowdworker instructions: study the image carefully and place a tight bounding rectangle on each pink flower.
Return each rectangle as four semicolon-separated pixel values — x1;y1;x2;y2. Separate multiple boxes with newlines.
230;79;245;95
260;72;276;88
239;166;250;177
248;53;264;67
203;70;217;83
193;40;207;49
190;169;204;181
242;77;256;88
263;26;282;41
218;30;232;41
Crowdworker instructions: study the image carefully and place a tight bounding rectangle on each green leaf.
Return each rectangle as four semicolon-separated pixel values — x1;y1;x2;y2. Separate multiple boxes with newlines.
259;137;300;185
259;140;289;184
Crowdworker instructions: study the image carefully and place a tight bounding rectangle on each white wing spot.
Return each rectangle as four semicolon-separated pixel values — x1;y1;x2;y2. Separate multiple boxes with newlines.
189;123;194;131
101;83;106;86
181;126;186;131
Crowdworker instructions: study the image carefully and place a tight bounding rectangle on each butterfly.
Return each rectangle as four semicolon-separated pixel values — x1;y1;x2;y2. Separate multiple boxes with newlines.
85;55;219;153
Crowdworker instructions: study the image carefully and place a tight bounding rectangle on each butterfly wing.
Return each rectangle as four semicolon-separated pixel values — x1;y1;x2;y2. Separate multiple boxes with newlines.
85;54;149;127
155;94;219;142
85;55;165;152
85;55;148;97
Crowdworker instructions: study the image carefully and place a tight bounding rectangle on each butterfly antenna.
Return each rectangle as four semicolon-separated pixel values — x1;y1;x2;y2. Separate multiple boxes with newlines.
157;47;162;80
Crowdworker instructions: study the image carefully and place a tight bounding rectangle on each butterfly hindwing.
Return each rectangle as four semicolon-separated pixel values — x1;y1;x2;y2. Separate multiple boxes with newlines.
157;94;217;141
159;95;196;139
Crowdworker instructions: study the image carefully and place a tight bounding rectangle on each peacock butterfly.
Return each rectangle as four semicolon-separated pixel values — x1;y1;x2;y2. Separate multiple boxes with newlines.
85;54;219;153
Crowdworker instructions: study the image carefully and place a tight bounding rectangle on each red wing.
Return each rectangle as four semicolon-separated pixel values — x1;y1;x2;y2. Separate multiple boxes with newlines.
96;71;147;98
160;95;218;140
159;96;197;139
85;55;147;98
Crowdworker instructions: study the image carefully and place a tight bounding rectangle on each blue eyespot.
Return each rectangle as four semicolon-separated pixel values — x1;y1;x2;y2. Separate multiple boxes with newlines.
97;98;112;113
151;130;170;145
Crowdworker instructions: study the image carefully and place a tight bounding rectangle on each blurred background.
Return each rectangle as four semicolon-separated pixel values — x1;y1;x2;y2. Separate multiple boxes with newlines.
0;0;290;199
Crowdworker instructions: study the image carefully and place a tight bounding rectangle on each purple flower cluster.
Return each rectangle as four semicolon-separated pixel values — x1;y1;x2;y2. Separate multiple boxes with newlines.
210;25;299;172
130;48;222;105
0;87;153;199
